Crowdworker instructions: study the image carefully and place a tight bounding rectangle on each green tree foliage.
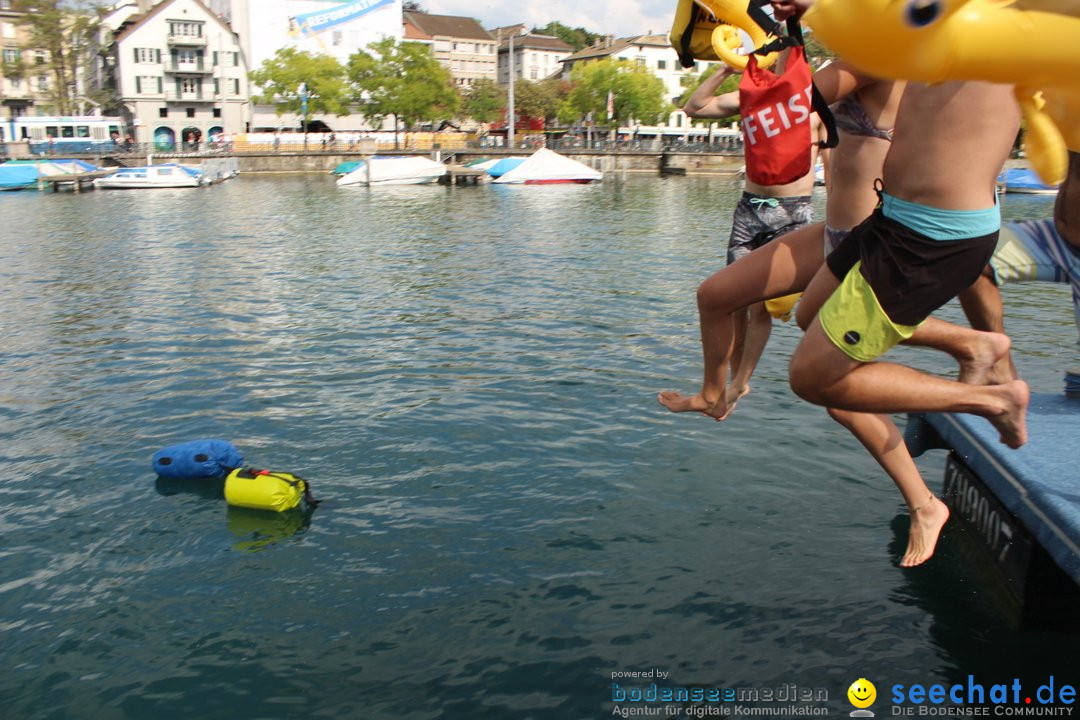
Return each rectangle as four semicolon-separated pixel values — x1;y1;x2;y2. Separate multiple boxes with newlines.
513;77;566;124
249;48;350;120
560;58;670;128
531;21;600;51
347;37;459;131
12;0;102;115
462;77;504;124
402;1;426;12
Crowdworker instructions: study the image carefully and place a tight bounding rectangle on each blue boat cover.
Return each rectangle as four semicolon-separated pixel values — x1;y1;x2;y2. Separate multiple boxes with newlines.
487;157;526;178
0;164;40;188
997;167;1055;192
332;161;361;175
906;393;1080;584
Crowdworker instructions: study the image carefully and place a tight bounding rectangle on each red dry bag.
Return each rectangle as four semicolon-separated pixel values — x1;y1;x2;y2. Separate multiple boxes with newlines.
738;44;815;186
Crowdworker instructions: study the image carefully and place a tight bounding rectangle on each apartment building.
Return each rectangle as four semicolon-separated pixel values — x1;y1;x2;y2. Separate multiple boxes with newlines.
1;0;52;118
403;12;495;89
490;25;572;85
109;0;249;148
560;34;710;129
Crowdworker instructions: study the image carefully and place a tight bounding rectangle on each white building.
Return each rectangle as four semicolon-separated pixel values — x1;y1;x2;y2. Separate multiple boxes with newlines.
110;0;250;148
490;25;572;85
561;34;713;131
208;0;402;129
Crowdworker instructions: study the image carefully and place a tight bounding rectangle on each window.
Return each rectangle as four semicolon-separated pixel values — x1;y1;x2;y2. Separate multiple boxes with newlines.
35;50;47;65
658;59;666;70
1;22;14;39
169;21;203;37
213;108;221;118
76;125;90;138
181;78;199;93
159;107;168;117
186;107;195;118
232;52;238;66
37;74;47;90
135;47;159;63
176;48;197;64
230;78;239;94
60;125;73;137
2;47;19;63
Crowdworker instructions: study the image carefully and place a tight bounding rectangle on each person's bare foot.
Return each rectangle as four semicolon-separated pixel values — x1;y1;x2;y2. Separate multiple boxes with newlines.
657;390;732;420
985;380;1030;449
901;494;950;567
957;332;1013;385
723;384;751;415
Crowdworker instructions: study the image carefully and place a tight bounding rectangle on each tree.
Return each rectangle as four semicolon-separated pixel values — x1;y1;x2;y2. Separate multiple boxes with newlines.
462;77;504;125
12;0;102;115
249;48;350;124
347;37;459;145
402;1;426;12
561;58;670;128
513;77;566;125
532;21;601;51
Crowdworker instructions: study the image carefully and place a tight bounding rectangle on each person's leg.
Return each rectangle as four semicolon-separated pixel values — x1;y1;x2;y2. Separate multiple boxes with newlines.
729;305;750;396
956;271;1017;382
659;222;826;419
826;408;950;566
903;314;1014;384
790;319;1030;448
728;301;772;404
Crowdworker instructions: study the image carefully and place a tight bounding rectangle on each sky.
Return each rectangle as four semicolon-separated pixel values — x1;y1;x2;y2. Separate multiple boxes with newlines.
422;0;674;39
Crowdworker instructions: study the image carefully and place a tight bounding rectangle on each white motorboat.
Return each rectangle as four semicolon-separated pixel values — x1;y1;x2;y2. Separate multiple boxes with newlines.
94;164;204;189
336;156;447;186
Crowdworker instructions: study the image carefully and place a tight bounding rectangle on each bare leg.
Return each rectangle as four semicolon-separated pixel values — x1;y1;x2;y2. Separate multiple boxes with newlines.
659;222;827;419
790;320;1030;448
827;408;951;566
905;317;1013;385
727;301;773;410
957;272;1017;382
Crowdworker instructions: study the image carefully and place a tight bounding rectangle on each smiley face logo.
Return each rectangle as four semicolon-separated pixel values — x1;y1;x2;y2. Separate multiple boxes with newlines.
847;678;877;709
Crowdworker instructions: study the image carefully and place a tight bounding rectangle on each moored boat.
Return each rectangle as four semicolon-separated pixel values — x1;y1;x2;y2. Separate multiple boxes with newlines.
491;148;602;185
94;164;204;189
336;156;446;186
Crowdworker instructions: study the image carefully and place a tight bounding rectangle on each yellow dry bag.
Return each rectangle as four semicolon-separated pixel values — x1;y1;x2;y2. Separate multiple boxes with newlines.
225;468;315;513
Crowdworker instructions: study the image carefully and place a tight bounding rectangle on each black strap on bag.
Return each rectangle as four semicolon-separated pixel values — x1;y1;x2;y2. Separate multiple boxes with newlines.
754;16;839;150
238;468;321;508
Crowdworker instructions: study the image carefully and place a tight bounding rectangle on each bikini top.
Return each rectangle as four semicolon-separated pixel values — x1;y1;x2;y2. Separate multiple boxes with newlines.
831;94;893;142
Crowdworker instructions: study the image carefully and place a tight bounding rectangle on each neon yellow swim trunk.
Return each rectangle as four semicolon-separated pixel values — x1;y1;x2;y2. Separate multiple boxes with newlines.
817;261;921;362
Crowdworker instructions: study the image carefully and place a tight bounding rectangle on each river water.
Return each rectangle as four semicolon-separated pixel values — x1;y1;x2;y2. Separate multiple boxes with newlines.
0;175;1073;720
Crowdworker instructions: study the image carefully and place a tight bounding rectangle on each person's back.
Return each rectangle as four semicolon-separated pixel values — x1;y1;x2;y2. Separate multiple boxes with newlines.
886;82;1020;210
823;76;905;230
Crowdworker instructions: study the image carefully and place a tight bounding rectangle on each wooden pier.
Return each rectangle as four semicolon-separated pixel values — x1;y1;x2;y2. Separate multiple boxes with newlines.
36;169;112;193
440;165;486;186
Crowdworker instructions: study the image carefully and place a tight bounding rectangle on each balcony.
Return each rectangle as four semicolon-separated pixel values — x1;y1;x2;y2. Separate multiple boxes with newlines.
163;63;214;74
164;91;214;102
167;34;207;46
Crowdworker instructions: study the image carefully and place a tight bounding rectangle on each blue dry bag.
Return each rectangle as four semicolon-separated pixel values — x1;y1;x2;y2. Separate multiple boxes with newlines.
152;439;243;478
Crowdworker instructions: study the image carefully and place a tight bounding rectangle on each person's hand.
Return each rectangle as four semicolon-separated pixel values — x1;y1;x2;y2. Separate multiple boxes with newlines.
770;0;814;21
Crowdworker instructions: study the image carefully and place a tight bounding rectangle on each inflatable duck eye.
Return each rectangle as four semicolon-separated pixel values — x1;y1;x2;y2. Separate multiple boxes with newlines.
905;0;943;27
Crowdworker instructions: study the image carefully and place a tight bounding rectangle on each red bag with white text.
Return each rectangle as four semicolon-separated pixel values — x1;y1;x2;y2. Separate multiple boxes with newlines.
738;45;814;186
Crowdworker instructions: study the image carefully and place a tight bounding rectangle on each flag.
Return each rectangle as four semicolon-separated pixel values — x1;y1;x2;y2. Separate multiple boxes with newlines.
606;90;614;120
299;82;308;117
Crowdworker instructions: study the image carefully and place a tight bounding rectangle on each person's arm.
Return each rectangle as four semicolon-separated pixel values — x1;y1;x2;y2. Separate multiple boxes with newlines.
1055;150;1079;246
683;64;741;119
770;0;814;21
810;58;871;106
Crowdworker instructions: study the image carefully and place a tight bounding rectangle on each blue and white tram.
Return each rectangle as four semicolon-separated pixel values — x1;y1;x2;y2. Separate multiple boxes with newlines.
2;116;127;154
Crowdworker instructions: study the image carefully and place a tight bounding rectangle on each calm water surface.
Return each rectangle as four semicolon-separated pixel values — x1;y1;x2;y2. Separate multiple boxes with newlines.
0;175;1073;720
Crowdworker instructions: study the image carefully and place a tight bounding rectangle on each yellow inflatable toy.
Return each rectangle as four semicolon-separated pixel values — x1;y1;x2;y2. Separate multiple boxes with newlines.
802;0;1080;185
670;0;782;71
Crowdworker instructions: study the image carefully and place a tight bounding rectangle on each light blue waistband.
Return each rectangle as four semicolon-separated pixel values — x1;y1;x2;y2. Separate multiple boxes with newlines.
881;191;1000;241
